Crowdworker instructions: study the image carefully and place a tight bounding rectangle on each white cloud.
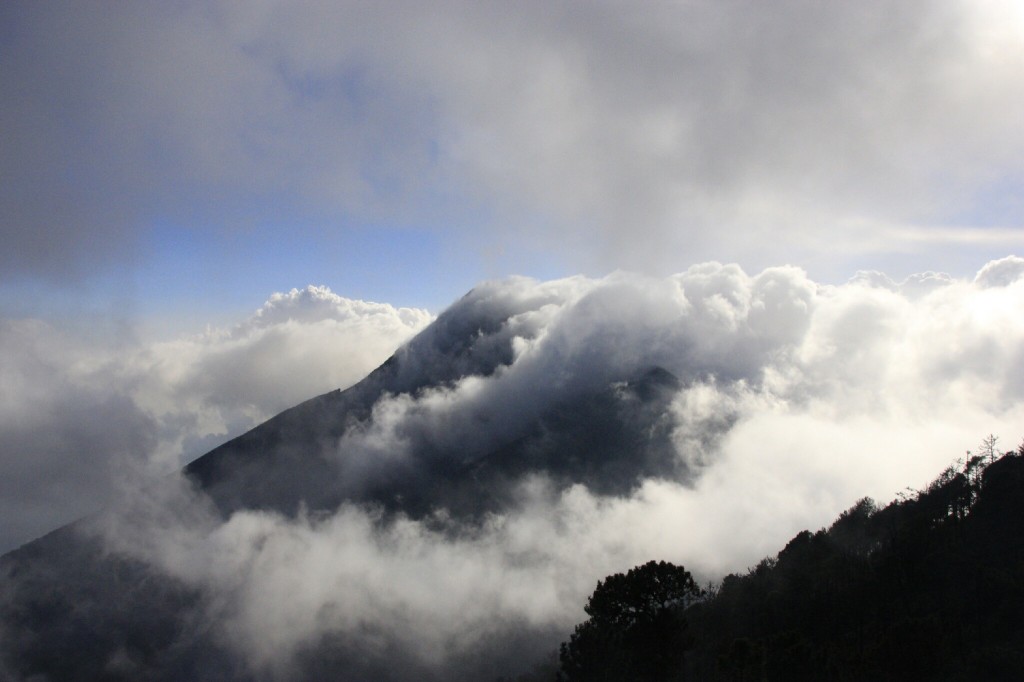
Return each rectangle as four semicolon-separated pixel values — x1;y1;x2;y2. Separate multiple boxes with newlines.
0;287;430;553
84;257;1024;679
973;254;1024;288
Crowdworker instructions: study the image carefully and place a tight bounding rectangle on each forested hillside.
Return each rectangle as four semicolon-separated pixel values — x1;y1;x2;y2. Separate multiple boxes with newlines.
558;442;1024;681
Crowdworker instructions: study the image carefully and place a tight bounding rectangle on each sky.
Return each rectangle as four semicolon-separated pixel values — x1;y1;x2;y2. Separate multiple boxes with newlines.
2;0;1024;560
4;1;1024;318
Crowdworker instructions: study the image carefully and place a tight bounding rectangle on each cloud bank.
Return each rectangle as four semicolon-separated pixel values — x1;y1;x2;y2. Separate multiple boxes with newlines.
0;287;430;553
4;1;1024;282
81;257;1024;680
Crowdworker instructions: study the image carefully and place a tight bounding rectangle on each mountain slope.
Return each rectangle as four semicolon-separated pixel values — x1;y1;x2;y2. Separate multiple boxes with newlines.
0;282;692;682
556;449;1024;681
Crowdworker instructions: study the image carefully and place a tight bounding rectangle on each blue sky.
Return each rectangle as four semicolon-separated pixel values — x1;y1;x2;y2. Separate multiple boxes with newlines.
3;0;1023;335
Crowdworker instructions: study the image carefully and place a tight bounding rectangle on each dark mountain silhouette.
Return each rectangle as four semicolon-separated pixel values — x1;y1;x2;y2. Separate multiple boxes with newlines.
183;361;684;521
558;447;1024;681
0;287;689;682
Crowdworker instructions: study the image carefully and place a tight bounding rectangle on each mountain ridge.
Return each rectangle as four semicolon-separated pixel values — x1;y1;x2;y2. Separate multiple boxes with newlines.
0;284;695;681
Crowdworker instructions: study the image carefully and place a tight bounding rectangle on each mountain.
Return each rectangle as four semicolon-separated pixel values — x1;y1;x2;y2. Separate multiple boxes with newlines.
6;267;1021;681
557;449;1024;680
685;450;1024;680
0;282;691;682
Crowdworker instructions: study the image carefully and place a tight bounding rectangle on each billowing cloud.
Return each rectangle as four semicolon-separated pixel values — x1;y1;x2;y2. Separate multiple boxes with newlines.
74;257;1024;680
137;286;432;465
0;287;430;553
974;254;1024;288
3;1;1023;282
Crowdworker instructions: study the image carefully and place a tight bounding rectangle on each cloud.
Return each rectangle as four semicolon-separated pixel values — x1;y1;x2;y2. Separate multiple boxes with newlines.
3;1;1023;281
149;286;432;424
974;254;1024;288
0;319;158;555
78;257;1024;679
0;287;430;553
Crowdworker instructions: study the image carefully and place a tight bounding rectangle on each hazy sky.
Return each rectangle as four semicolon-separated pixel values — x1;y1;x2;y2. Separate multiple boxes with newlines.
3;1;1024;319
2;3;1024;546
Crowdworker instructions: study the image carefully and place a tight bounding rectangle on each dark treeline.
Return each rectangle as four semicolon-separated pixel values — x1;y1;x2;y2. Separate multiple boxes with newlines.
557;441;1024;681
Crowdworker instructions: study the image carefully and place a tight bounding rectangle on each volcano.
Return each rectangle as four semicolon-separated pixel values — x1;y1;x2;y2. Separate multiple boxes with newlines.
4;263;1024;681
0;280;697;682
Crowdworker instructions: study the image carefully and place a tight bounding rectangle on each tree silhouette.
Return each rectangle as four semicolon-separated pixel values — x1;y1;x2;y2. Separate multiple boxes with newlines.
979;433;999;462
559;560;702;681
